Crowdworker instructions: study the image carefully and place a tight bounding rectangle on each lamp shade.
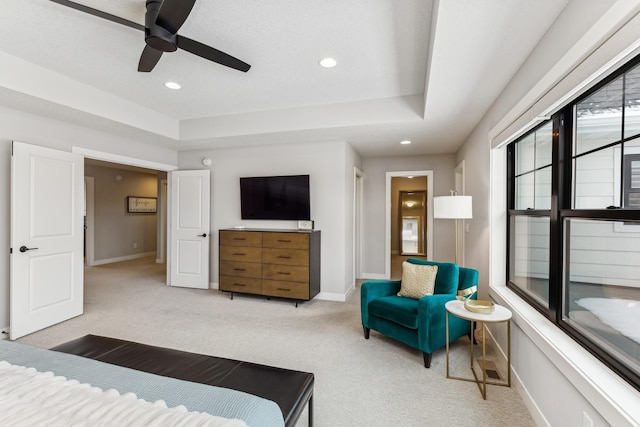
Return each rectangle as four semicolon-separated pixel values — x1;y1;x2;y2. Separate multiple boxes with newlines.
433;195;472;219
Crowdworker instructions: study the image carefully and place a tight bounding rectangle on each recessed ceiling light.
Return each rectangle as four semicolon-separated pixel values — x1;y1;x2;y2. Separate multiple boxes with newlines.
319;57;337;68
164;81;181;90
400;140;412;145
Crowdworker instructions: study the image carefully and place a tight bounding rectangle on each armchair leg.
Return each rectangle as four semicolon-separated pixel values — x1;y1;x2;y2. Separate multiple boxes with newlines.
422;352;432;368
363;326;370;339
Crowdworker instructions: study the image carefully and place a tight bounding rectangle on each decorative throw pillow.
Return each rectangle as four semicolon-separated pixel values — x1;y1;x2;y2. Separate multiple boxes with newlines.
397;261;438;299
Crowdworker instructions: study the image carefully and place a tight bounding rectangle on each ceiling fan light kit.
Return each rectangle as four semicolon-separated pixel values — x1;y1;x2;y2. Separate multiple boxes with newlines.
50;0;251;74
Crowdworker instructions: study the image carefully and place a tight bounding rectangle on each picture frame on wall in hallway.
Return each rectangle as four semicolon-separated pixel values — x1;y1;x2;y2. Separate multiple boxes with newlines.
127;196;157;213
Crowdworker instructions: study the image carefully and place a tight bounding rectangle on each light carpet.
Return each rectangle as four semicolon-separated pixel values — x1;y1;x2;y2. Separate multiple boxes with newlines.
16;257;536;427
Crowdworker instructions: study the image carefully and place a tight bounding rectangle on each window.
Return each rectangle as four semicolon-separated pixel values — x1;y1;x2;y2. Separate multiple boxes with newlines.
507;58;640;390
624;154;640;208
508;122;553;309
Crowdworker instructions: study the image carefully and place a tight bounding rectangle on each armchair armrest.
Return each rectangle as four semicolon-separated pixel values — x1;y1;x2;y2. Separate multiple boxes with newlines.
360;280;401;327
417;294;470;352
417;294;456;326
361;280;401;300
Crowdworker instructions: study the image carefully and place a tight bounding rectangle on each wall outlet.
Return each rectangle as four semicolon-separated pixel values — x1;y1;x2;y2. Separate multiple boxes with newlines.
1;327;9;340
133;242;138;249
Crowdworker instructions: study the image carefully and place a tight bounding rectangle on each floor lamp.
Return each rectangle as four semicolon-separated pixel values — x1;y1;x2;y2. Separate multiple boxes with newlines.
433;192;472;265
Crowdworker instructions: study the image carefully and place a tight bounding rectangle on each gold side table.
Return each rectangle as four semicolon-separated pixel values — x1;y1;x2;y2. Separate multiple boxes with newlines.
445;299;512;399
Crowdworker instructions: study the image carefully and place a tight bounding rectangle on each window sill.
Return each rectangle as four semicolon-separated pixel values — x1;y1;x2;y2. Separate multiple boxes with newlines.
489;284;640;426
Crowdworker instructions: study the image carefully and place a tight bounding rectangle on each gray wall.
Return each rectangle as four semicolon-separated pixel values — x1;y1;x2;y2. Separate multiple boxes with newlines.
85;164;158;263
457;0;638;425
178;140;362;300
361;154;456;276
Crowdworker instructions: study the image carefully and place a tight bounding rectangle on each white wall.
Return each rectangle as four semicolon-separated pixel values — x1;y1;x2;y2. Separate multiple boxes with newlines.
361;154;456;277
177;140;361;300
457;0;640;425
0;106;178;331
344;143;363;291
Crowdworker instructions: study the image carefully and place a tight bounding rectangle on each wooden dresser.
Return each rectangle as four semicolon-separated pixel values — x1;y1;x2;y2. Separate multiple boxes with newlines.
219;229;320;304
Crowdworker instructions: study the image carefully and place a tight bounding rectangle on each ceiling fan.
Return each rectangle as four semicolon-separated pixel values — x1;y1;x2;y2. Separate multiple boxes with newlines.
50;0;251;73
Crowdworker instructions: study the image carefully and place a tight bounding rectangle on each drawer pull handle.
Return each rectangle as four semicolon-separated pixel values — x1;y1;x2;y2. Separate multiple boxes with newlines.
233;283;246;287
277;272;291;275
233;253;246;256
277;239;291;243
277;256;291;259
277;287;291;292
233;238;246;241
233;268;246;272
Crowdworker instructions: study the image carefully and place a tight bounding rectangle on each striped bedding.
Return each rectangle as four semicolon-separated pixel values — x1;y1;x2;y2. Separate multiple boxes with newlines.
0;340;285;427
0;361;248;427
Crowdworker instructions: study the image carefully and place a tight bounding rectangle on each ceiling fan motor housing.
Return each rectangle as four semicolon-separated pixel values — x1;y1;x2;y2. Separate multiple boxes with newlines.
145;0;177;52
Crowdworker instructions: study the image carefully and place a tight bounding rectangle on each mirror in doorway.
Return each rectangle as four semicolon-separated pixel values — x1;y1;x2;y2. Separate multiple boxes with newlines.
399;190;426;255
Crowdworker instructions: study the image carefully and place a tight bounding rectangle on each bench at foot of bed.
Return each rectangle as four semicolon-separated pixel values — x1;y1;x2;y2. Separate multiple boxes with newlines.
50;335;314;427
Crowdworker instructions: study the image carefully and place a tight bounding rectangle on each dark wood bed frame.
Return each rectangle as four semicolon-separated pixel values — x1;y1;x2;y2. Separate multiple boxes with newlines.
50;335;314;427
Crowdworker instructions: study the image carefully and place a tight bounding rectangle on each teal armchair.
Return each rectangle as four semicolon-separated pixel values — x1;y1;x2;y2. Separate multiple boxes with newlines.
361;259;478;367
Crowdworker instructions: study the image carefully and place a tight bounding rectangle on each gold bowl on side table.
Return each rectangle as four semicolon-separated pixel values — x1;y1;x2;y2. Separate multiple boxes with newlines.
464;299;495;314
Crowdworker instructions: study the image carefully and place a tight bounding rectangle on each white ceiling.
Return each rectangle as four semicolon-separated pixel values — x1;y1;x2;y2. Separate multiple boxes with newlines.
0;0;570;157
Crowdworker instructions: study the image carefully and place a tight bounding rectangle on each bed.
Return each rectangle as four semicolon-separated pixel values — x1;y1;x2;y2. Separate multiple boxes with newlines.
0;335;314;427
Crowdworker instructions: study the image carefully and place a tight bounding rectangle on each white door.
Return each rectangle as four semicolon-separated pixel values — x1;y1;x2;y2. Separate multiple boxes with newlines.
10;141;84;339
169;170;210;289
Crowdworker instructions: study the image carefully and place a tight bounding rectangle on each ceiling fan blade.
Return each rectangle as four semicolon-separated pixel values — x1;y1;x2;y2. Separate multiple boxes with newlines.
177;36;251;72
138;46;164;72
49;0;144;31
156;0;197;34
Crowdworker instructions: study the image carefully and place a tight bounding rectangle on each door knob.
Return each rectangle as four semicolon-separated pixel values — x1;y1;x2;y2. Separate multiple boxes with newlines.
198;233;207;238
19;246;39;253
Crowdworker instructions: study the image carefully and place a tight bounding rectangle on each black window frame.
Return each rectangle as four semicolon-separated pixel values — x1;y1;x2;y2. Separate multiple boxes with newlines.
506;54;640;391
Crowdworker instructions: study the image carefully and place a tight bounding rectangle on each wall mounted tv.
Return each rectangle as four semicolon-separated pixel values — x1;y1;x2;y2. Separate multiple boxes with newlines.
240;175;310;220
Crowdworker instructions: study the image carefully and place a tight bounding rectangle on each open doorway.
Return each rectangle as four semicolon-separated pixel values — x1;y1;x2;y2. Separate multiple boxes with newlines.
84;158;167;269
386;171;434;280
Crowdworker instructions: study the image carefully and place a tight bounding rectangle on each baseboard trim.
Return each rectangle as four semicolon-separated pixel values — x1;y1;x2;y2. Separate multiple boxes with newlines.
316;292;346;302
92;252;157;266
210;282;219;290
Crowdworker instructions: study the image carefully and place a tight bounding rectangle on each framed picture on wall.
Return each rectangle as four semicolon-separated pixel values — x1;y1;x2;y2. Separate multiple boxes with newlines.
127;196;157;213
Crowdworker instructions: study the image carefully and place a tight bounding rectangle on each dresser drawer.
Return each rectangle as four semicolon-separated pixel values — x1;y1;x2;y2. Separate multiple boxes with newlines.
220;231;262;247
219;261;262;279
262;248;309;266
263;232;309;250
262;264;309;282
219;276;262;293
219;245;262;263
262;280;309;300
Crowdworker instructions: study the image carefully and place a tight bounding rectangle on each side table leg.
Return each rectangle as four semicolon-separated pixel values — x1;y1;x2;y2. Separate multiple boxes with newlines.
482;321;487;400
507;319;511;387
446;311;450;378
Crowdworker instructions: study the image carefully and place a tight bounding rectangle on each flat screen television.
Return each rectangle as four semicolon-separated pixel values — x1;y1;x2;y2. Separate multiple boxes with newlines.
240;175;310;220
